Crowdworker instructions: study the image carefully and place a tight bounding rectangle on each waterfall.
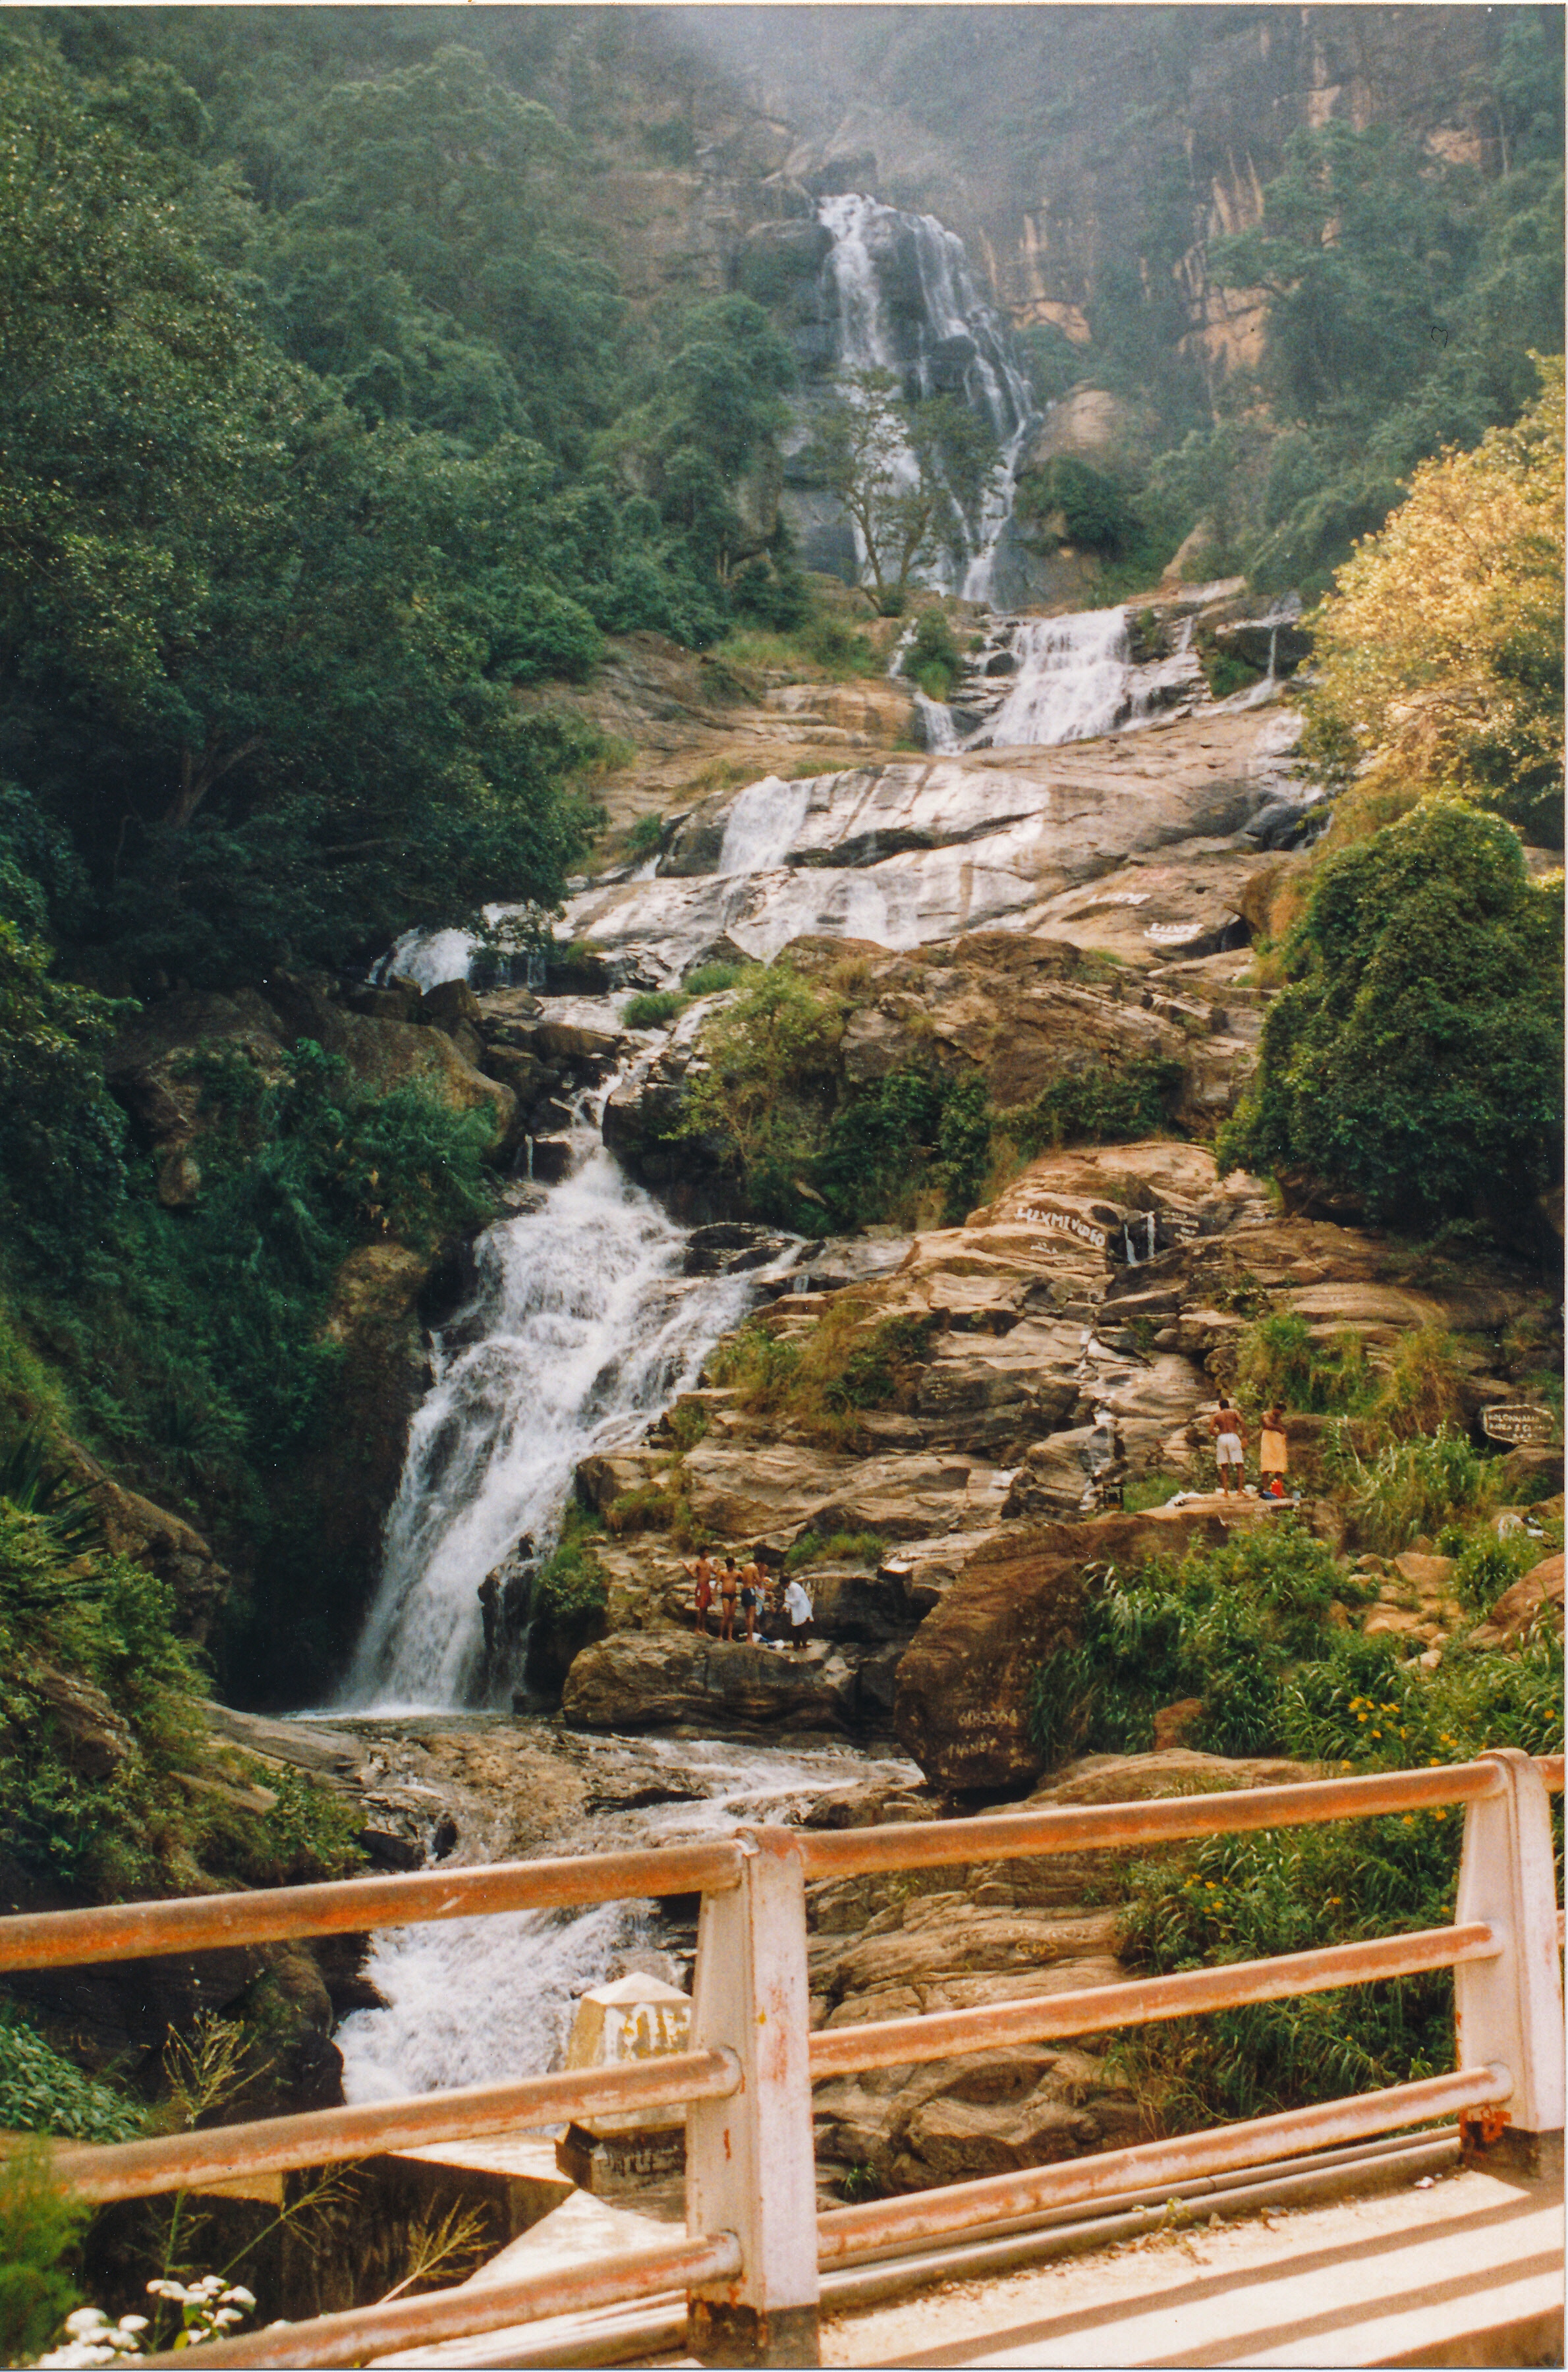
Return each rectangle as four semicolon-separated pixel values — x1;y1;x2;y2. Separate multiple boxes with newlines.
914;687;963;752
717;774;812;876
982;608;1142;747
335;1735;922;2104
816;192;1037;598
339;1124;757;1712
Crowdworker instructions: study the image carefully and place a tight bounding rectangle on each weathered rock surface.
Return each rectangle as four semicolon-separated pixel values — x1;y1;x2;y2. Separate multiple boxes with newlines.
1469;1552;1565;1651
563;702;1298;978
803;1746;1320;2197
557;1130;1559;1762
893;1504;1279;1791
562;1634;860;1734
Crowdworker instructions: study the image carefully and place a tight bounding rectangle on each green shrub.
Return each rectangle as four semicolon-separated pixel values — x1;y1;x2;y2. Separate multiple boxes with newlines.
1104;1608;1563;2135
998;1059;1184;1160
625;814;665;861
683;961;746;997
708;1305;938;1446
1028;1522;1343;1766
1236;1312;1372;1413
902;607;964;702
1014;455;1136;554
1339;1423;1486;1552
0;2146;89;2368
0;2010;144;2143
785;1531;885;1572
1218;801;1563;1226
624;989;686;1029
494;586;603;684
533;1540;609;1631
814;1069;992;1230
1450;1531;1536;1614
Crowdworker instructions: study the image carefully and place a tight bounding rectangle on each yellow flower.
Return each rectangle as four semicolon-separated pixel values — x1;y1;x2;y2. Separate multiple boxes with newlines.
1434;1809;1447;1822
1402;1815;1414;1825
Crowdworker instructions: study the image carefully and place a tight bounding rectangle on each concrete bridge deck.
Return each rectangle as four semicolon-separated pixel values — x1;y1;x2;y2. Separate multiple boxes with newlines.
812;2161;1562;2371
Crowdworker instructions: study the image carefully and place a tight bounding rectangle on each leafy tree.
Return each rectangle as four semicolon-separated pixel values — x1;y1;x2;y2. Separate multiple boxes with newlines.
1219;801;1563;1227
1300;362;1564;845
0;43;599;985
806;370;997;607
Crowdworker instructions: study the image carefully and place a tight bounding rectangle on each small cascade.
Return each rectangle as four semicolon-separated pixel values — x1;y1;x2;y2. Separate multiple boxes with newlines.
717;774;812;876
982;608;1142;748
914;687;963;752
339;1100;758;1713
335;1734;920;2104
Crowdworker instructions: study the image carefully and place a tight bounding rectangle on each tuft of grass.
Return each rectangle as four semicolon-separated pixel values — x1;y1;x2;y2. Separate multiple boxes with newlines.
682;961;748;998
1123;1473;1186;1513
706;1305;939;1447
624;988;686;1030
1336;1423;1488;1554
785;1530;885;1573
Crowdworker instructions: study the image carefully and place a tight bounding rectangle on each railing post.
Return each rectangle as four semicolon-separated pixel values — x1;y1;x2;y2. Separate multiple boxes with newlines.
685;1825;821;2367
1454;1747;1564;2178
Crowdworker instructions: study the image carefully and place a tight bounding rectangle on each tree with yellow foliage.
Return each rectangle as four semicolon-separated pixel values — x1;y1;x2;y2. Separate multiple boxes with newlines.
1301;360;1564;848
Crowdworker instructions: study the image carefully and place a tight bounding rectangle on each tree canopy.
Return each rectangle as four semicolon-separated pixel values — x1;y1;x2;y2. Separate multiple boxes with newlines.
1219;801;1563;1229
1299;360;1564;847
0;32;804;988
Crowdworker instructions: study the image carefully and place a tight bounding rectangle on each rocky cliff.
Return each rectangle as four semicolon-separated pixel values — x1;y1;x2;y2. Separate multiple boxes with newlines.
564;7;1514;379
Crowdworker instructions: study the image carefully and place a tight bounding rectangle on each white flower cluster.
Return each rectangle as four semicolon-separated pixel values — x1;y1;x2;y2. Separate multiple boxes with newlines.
35;2308;147;2367
38;2278;256;2364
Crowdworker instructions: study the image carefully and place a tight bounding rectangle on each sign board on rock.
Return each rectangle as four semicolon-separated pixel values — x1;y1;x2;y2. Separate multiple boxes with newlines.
1480;1404;1558;1446
1015;1203;1107;1251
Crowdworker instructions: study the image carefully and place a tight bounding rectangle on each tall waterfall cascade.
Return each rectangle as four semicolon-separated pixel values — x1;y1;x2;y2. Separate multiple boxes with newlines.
339;1108;758;1712
803;192;1038;604
343;192;1308;1718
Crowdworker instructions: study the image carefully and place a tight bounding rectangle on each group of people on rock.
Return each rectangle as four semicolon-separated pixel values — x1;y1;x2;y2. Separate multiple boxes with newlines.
683;1550;814;1650
1208;1400;1294;1500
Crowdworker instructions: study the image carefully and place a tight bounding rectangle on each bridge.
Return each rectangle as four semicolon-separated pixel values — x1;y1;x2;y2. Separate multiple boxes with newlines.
2;1749;1561;2369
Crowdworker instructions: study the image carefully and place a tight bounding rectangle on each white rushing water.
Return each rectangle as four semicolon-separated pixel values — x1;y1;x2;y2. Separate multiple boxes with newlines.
717;774;812;875
336;1735;921;2104
983;607;1144;748
818;192;1036;600
339;1115;758;1713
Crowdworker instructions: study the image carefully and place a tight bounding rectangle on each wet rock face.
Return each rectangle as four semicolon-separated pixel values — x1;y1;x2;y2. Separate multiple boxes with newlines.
564;702;1293;979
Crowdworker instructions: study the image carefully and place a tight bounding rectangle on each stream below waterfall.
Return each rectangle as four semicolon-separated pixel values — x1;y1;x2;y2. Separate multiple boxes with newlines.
333;1724;919;2105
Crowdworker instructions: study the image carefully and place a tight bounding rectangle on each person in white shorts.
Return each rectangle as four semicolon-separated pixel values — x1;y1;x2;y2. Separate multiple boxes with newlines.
1210;1399;1246;1496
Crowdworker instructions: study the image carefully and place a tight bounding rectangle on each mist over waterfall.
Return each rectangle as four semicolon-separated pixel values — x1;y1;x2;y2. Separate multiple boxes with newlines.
339;1131;756;1712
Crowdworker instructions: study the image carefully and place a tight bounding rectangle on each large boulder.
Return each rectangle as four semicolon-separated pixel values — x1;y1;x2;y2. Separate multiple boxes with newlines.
562;1635;856;1733
893;1506;1268;1790
104;989;288;1158
1468;1553;1564;1651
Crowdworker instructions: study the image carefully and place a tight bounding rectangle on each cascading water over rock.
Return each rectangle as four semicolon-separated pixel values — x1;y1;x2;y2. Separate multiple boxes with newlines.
798;192;1038;601
339;1112;758;1712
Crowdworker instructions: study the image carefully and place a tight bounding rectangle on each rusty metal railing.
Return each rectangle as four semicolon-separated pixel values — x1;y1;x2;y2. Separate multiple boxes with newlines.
1;1751;1559;2371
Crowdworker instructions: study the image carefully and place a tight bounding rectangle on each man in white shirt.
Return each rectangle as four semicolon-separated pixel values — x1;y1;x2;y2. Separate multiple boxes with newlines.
782;1577;813;1649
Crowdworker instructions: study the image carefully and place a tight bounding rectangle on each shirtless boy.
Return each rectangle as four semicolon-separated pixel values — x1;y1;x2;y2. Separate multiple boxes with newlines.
1210;1399;1246;1496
